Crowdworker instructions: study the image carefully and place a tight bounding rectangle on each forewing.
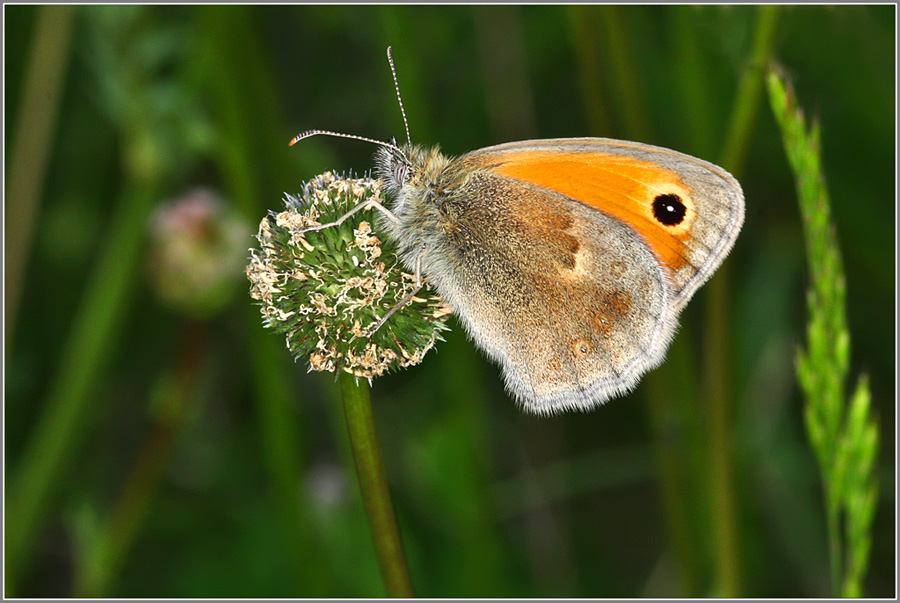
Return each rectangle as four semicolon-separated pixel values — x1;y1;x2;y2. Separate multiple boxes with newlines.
459;138;745;311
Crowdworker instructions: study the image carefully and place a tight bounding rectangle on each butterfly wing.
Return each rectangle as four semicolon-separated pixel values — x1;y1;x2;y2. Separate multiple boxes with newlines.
423;138;743;414
462;138;745;310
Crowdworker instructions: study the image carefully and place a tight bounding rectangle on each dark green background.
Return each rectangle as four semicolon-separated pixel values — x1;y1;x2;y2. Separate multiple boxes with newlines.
5;5;895;597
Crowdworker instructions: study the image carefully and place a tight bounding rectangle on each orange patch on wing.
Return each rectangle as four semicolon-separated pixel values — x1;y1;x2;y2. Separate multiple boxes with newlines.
490;151;694;273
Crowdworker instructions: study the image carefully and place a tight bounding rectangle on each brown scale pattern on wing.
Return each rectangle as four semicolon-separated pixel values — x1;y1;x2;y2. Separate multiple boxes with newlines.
511;272;649;397
433;165;664;399
591;290;632;339
443;172;583;277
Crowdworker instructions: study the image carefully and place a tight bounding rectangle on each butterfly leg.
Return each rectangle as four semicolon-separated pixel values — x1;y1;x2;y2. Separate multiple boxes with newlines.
295;197;400;235
364;245;427;337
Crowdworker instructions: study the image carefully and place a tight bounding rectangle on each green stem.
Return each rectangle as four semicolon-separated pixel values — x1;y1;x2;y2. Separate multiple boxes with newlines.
598;5;651;141
73;321;207;597
196;8;326;594
826;492;843;597
566;6;611;137
644;340;703;597
704;6;782;597
339;373;414;598
719;5;782;172
5;177;161;596
6;4;77;350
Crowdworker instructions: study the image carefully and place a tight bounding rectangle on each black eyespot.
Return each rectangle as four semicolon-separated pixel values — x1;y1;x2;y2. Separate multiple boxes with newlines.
652;194;687;226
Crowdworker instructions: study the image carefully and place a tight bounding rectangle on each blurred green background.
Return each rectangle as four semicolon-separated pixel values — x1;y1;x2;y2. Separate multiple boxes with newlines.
5;4;894;598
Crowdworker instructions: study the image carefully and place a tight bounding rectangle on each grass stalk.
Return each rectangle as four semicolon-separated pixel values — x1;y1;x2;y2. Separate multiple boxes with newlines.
598;5;651;141
6;4;77;348
5;175;162;596
701;7;782;597
767;68;879;598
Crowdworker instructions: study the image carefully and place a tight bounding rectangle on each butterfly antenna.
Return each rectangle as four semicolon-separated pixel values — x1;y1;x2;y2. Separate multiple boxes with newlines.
386;46;411;146
288;129;404;155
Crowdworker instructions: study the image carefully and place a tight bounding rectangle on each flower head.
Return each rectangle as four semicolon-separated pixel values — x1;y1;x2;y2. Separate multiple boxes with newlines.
246;172;451;378
148;188;251;319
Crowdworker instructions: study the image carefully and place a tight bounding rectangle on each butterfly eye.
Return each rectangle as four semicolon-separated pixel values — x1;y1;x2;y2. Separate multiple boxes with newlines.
394;162;409;184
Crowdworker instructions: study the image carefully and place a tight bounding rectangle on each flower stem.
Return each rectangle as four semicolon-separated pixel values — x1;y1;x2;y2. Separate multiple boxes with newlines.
73;321;207;597
339;372;414;597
